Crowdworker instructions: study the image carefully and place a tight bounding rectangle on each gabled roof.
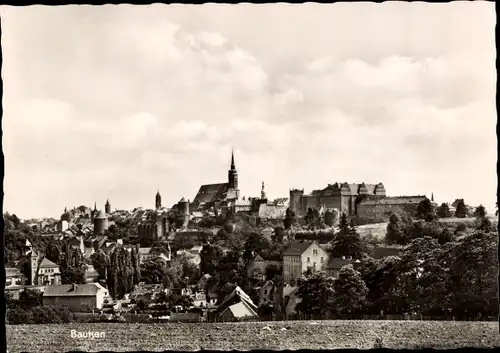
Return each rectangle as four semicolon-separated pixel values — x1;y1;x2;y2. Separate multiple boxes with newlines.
217;286;257;313
43;283;106;297
39;257;60;268
253;254;264;262
283;240;315;256
222;300;259;319
193;183;229;205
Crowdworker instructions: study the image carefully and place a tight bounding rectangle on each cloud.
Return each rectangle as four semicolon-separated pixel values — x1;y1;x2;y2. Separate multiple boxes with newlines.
1;4;496;218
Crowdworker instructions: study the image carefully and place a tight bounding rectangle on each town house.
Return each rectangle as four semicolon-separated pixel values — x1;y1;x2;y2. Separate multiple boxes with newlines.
36;258;62;285
282;240;330;283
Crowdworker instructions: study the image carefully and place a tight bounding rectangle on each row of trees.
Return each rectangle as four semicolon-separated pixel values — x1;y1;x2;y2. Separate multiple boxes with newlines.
387;204;493;246
295;229;498;319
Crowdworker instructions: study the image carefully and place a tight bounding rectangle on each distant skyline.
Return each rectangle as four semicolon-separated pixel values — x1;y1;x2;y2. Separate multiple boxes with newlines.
1;3;496;219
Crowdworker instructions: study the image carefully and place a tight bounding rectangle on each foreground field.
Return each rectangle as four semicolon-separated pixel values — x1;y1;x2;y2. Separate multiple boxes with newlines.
6;320;500;352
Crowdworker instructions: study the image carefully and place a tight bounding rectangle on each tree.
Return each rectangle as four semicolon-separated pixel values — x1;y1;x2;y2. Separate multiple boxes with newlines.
417;198;436;222
473;205;487;218
265;263;281;281
437;228;453;245
60;245;87;285
332;265;368;316
243;232;271;263
283;208;297;230
106;245;140;299
455;200;468;218
330;227;369;259
324;209;337;227
295;271;335;318
91;250;108;280
140;257;168;285
305;208;321;229
199;244;224;276
386;213;405;245
475;216;493;233
338;213;350;235
437;203;452;218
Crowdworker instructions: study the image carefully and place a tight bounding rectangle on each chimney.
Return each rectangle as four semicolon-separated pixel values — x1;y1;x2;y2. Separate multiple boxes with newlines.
72;283;78;291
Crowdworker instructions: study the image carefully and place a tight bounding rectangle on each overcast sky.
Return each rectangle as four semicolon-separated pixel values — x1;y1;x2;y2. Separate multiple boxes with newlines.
1;3;496;219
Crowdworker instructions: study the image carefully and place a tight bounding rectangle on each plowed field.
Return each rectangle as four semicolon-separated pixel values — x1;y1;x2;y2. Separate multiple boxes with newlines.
6;320;500;352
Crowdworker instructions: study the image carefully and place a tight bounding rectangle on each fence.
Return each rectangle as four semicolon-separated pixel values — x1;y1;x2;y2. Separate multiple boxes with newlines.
266;313;497;322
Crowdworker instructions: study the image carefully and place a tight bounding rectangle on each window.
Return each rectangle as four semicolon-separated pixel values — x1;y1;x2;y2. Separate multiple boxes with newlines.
307;257;310;263
264;290;267;295
321;257;324;263
313;249;318;256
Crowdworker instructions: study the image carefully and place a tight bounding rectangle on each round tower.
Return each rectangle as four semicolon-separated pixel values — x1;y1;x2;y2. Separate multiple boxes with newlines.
289;188;304;214
94;210;108;235
178;197;190;229
105;199;111;214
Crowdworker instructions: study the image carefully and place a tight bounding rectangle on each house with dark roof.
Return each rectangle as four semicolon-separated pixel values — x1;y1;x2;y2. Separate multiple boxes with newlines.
282;240;330;283
326;257;363;278
43;283;109;310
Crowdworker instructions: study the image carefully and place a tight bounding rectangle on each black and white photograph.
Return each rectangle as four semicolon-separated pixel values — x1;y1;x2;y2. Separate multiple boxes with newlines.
1;2;499;352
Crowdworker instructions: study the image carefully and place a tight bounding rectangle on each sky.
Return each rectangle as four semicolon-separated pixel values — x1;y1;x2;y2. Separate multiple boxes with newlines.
1;3;497;219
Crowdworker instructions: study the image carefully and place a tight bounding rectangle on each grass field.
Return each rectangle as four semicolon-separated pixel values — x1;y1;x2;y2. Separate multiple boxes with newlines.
6;320;500;352
357;222;388;239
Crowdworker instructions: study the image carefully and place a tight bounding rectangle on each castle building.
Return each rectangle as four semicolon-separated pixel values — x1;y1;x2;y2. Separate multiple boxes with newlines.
289;182;386;217
191;150;240;211
356;195;427;222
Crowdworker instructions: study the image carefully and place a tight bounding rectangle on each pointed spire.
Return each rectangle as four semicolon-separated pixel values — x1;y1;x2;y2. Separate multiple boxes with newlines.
431;192;434;202
93;201;97;211
231;148;235;169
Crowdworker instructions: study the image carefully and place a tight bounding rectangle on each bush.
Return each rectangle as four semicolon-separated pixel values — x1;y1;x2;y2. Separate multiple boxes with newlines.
6;307;33;324
30;305;73;324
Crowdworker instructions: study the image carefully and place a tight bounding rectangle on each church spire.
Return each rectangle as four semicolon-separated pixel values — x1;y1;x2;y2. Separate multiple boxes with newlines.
231;149;235;170
431;192;434;202
261;181;266;200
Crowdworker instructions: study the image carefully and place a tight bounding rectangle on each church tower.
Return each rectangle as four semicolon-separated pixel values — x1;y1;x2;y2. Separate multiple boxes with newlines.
155;191;162;211
105;199;111;214
261;181;267;200
228;150;239;193
91;202;97;223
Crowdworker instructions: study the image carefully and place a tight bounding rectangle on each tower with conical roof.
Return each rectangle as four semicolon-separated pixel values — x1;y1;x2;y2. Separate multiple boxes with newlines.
228;149;239;198
156;190;162;211
94;210;109;235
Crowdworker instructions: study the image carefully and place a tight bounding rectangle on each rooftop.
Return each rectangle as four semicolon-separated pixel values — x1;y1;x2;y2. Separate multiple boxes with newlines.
283;240;315;256
43;283;107;297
